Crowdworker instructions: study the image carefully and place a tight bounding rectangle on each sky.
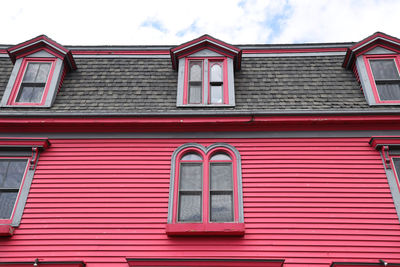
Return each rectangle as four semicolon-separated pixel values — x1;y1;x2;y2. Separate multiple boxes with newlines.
1;0;399;46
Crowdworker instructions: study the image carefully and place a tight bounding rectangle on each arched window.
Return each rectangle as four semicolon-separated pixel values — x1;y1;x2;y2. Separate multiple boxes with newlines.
209;62;224;104
188;61;203;104
167;143;244;236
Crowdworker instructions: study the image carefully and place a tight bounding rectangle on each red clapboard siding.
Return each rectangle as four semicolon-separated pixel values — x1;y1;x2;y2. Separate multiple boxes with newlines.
1;137;400;267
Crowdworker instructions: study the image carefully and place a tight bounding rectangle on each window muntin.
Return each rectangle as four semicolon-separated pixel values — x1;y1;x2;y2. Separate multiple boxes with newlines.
0;159;28;220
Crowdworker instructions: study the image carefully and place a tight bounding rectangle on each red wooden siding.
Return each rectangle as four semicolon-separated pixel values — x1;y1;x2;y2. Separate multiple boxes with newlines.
0;138;399;267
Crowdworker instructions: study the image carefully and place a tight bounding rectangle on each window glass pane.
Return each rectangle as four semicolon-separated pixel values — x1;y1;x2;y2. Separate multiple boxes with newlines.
376;84;400;101
180;163;202;190
210;64;222;82
22;63;40;82
3;160;27;188
189;85;201;104
36;63;51;83
189;61;202;82
181;153;202;161
0;161;8;186
210;193;233;222
16;86;34;102
0;192;18;219
16;86;45;103
30;87;45;103
370;59;400;80
178;193;201;222
394;158;400;177
210;153;231;161
210;163;233;190
210;85;223;104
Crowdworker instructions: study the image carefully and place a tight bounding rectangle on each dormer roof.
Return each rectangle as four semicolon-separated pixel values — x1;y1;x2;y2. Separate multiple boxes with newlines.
343;32;400;69
7;35;77;70
170;34;242;71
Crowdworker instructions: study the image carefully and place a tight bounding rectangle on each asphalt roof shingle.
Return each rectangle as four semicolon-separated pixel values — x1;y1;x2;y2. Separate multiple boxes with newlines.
0;54;398;115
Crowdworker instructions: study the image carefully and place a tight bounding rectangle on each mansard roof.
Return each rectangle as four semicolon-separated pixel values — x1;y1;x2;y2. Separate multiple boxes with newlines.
0;33;400;116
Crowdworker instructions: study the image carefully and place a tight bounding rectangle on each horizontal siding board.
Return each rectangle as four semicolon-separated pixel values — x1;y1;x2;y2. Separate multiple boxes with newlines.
1;137;400;267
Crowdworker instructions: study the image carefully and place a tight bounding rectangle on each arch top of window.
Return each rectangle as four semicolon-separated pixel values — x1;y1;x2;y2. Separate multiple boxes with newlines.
210;153;231;161
181;153;203;161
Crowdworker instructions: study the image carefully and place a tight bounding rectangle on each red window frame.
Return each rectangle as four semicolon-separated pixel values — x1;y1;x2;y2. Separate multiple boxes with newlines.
183;57;228;105
7;57;57;106
363;54;400;104
0;157;30;225
390;156;400;191
166;146;244;236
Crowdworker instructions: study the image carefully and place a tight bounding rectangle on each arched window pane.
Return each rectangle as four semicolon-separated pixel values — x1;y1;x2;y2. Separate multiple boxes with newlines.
210;64;222;82
189;62;202;82
210;153;231;161
181;153;202;161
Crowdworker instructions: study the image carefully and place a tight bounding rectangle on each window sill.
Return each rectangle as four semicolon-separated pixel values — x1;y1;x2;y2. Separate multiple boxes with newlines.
166;222;245;236
0;225;15;236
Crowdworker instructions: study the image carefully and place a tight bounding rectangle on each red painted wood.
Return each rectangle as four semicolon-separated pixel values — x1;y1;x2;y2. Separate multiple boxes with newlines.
0;225;14;236
2;115;400;133
0;138;400;267
126;258;283;267
166;223;245;236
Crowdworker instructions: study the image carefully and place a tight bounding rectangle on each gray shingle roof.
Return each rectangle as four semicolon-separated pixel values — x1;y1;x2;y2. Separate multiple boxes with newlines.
0;51;399;116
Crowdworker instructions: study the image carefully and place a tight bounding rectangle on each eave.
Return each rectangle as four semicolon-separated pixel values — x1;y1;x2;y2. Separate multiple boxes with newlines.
7;34;77;71
1;114;400;133
343;32;400;69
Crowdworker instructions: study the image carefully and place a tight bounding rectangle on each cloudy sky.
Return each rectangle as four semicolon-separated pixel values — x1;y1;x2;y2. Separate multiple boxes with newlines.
1;0;399;46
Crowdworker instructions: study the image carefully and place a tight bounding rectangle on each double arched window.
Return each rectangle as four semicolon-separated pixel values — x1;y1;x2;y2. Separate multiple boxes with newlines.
167;143;244;235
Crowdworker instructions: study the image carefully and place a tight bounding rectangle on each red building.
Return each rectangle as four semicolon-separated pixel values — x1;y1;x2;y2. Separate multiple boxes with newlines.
0;32;400;267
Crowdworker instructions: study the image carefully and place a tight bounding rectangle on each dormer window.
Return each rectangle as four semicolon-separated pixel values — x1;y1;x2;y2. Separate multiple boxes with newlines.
209;60;225;104
171;35;241;107
365;55;400;102
1;35;76;108
185;58;228;105
8;58;56;105
343;32;400;105
188;60;203;104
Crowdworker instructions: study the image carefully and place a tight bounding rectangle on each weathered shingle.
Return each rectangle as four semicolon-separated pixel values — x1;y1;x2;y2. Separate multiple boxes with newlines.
0;54;398;115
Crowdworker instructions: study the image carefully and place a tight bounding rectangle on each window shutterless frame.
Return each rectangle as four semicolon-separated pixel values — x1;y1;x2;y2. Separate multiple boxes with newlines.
0;158;29;224
167;143;244;236
183;57;228;105
363;54;400;104
391;157;400;192
7;57;57;106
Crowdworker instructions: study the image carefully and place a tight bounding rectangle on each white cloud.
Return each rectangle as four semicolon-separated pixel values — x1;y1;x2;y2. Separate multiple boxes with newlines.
0;0;399;46
273;0;400;44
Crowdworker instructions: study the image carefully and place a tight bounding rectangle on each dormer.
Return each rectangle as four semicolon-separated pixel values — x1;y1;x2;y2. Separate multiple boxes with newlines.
170;35;242;107
1;35;77;108
343;32;400;105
